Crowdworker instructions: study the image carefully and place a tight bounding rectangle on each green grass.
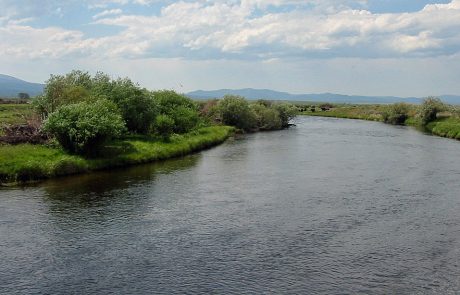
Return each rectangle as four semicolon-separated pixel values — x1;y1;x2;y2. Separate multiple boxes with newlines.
0;126;234;185
0;104;34;136
0;104;33;125
301;105;386;121
300;104;460;141
426;117;460;139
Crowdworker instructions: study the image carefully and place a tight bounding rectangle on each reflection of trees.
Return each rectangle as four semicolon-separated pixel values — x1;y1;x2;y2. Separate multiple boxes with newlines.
41;154;201;211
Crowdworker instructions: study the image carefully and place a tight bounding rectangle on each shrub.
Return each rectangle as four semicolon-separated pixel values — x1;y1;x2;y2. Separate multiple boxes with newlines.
218;95;257;131
251;103;282;130
106;78;159;134
43;99;125;155
155;115;175;140
153;90;200;133
272;103;298;127
382;103;410;125
419;97;447;125
33;70;93;118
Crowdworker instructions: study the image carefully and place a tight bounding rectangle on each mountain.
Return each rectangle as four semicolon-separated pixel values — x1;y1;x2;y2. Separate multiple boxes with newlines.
187;88;460;105
0;74;44;98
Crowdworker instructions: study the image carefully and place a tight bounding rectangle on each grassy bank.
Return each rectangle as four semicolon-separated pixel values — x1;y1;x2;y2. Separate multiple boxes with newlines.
0;126;234;185
0;104;33;135
302;104;386;121
300;104;460;141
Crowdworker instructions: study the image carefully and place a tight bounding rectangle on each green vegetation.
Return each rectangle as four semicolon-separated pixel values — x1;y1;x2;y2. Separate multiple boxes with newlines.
0;104;33;126
0;126;233;184
419;97;448;125
299;98;460;141
1;70;297;185
217;95;297;132
382;103;410;125
43;99;126;154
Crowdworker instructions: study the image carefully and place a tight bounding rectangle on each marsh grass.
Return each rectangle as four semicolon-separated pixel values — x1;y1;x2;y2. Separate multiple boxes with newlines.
0;126;234;185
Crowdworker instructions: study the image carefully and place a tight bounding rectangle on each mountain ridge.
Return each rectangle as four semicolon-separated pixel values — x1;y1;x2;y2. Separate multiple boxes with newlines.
187;88;460;105
0;74;44;98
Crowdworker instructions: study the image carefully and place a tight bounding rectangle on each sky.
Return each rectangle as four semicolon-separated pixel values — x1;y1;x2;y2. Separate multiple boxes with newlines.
1;0;460;96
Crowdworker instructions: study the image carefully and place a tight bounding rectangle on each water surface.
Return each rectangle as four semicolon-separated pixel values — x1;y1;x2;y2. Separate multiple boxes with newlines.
1;116;460;294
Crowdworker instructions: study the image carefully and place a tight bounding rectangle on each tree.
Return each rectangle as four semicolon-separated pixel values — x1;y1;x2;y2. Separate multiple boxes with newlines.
153;90;200;133
155;114;175;140
218;95;257;131
382;103;410;125
251;103;282;130
106;78;159;134
272;103;298;127
419;97;447;125
33;70;93;118
18;93;30;99
43;99;125;155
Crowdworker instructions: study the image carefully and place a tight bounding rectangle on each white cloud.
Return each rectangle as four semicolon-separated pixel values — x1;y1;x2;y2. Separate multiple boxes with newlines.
92;8;123;19
1;0;460;61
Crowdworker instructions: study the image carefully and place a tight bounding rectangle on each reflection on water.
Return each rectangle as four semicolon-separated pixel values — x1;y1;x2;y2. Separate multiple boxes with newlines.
1;117;460;294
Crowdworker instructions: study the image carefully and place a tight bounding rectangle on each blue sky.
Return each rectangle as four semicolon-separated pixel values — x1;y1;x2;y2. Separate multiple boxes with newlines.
1;0;460;96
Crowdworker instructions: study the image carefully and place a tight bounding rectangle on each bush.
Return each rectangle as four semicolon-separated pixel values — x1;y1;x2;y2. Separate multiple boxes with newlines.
106;78;159;134
382;103;410;125
419;97;447;125
153;90;200;133
155;115;175;140
272;103;298;127
251;103;282;130
33;70;93;118
218;95;257;131
43;99;125;155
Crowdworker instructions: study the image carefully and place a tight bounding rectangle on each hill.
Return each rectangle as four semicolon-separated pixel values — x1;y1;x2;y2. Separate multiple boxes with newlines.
187;88;460;105
0;74;44;98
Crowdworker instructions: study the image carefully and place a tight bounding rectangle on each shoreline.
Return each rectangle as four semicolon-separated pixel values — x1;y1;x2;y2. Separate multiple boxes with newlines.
0;126;234;186
300;109;460;141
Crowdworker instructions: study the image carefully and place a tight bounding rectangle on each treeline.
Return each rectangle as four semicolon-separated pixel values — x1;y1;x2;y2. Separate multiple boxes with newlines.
31;70;297;155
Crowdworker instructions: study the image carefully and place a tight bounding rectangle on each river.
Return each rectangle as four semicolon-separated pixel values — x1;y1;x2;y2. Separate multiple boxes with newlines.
1;116;460;294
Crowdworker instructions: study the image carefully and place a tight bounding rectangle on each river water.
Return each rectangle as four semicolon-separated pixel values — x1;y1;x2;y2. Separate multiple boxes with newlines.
1;116;460;294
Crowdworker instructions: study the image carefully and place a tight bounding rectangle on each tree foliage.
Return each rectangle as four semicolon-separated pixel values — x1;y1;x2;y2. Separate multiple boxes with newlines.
419;97;447;125
155;114;175;140
153;90;200;133
43;99;125;154
382;103;410;125
218;95;257;131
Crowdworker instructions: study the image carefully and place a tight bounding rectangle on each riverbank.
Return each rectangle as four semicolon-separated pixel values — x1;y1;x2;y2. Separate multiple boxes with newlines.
0;125;234;186
300;104;460;140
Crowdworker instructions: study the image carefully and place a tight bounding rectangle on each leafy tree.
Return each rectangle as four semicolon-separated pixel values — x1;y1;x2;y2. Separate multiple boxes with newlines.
419;97;447;125
251;103;282;130
106;78;158;134
34;70;93;118
155;114;175;140
272;103;298;127
382;103;410;125
153;90;200;133
218;95;257;131
18;93;30;99
43;99;125;155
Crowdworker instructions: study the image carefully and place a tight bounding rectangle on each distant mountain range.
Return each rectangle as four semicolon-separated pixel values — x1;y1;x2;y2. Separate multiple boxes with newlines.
0;74;44;98
188;88;460;105
1;74;459;105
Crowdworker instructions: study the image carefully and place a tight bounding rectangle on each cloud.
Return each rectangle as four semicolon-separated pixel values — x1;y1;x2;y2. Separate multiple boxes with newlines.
1;0;460;61
92;8;123;19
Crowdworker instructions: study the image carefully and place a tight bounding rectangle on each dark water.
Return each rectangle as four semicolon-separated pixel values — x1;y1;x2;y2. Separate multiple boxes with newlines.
2;116;460;294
